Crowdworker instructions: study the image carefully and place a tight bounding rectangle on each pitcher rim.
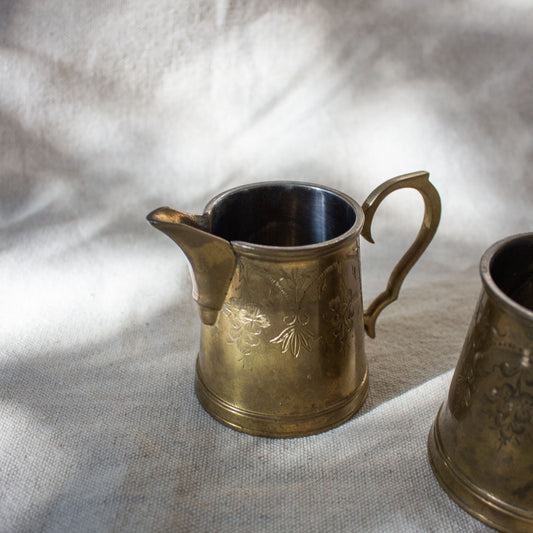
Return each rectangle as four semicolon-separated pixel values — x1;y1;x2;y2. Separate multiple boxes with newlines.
480;232;533;323
203;180;365;258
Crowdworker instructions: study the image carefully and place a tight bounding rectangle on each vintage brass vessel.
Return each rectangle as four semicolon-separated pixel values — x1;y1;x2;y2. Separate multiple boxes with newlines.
148;171;441;437
428;233;533;532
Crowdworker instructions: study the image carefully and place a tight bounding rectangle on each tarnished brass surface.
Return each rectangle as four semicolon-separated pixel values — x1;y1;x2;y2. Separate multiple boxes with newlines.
428;233;533;532
147;172;441;437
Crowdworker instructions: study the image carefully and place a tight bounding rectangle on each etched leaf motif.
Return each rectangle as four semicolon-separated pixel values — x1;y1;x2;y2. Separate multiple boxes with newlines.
270;315;313;358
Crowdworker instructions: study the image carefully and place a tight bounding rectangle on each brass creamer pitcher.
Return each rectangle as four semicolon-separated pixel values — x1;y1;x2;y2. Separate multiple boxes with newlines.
148;172;441;437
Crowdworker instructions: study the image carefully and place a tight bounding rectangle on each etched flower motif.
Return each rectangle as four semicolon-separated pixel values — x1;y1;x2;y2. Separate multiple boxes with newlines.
270;314;313;358
223;300;271;355
323;292;354;341
488;383;533;446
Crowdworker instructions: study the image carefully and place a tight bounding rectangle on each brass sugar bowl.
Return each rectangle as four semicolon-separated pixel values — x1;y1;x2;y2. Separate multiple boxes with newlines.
428;233;533;532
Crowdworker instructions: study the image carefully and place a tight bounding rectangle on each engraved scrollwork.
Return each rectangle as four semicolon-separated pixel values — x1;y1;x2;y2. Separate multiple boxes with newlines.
450;291;533;445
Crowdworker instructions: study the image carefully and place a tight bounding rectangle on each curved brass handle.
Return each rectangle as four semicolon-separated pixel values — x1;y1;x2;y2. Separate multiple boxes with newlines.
362;171;441;338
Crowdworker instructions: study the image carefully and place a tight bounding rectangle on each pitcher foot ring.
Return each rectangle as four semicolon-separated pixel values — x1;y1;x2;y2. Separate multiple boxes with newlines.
195;368;369;438
427;411;533;533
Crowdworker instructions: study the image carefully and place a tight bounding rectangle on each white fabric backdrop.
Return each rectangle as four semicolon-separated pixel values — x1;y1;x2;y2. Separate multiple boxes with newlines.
1;1;532;531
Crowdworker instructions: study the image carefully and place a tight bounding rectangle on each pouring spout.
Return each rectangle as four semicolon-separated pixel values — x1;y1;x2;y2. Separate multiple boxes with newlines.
147;207;236;325
147;207;210;232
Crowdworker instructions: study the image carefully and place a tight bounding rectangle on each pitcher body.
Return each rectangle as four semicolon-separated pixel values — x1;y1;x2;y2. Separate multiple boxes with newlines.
196;235;368;437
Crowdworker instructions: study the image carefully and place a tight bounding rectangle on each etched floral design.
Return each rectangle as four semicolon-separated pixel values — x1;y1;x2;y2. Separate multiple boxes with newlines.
270;313;313;358
223;299;271;355
450;300;496;418
227;249;357;360
282;268;313;297
451;361;477;416
488;384;533;446
484;348;533;446
323;291;355;342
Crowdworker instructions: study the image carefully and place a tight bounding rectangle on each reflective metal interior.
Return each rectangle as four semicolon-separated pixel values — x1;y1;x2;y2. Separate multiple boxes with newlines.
209;184;357;246
490;237;533;312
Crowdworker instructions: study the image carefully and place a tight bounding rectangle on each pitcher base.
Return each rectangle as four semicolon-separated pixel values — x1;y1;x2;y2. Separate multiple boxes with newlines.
428;409;533;533
194;367;369;438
